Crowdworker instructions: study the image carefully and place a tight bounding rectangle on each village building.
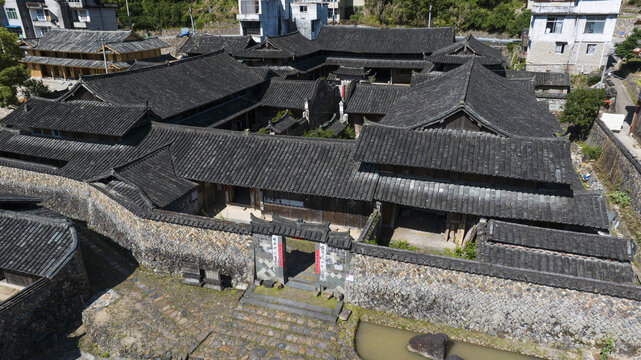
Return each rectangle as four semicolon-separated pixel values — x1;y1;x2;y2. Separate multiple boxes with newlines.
526;0;621;74
236;0;328;41
20;29;169;79
424;34;506;73
1;0;117;39
178;33;255;57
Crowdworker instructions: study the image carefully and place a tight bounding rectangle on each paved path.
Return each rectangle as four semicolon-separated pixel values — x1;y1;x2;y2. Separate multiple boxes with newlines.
611;77;641;160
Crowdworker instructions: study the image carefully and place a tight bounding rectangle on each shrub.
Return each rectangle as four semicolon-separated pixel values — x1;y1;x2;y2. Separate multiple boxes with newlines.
256;127;270;134
559;88;607;140
303;128;334;138
22;79;56;99
600;338;613;360
616;28;641;60
609;191;631;207
587;73;601;86
271;109;287;123
389;240;419;251
581;144;602;160
455;240;476;260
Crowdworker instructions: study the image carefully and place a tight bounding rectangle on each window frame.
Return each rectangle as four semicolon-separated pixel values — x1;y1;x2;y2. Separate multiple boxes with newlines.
545;16;563;34
6;8;18;20
555;42;566;54
300;5;308;12
584;16;606;34
586;43;597;55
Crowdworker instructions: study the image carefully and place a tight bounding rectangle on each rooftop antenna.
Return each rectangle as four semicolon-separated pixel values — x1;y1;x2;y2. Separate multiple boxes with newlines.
189;7;195;34
125;0;132;30
428;4;432;28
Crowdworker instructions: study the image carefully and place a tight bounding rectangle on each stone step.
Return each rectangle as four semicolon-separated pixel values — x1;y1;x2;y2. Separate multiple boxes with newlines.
246;291;334;315
240;295;337;323
225;314;336;355
237;303;331;331
286;277;316;292
290;270;318;283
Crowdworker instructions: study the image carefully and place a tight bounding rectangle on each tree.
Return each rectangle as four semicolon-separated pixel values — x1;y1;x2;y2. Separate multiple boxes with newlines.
615;28;641;60
0;29;29;108
559;88;607;140
22;79;56;99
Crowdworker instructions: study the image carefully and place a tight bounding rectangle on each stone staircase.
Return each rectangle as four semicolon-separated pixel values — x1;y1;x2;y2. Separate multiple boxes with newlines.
241;285;341;322
286;262;317;292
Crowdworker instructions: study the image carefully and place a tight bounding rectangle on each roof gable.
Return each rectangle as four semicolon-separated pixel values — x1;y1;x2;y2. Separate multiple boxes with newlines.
179;34;254;55
25;29;168;54
261;79;326;110
426;34;505;65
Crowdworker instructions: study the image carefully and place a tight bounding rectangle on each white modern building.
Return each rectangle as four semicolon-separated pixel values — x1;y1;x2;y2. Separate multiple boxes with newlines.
237;0;328;40
526;0;621;74
1;0;117;39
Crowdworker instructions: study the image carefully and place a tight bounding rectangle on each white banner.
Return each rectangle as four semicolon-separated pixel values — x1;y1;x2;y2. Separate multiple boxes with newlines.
271;235;279;269
319;243;327;282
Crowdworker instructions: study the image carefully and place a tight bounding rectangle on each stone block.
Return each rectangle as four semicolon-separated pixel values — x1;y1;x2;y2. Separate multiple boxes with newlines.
274;282;284;289
263;280;275;288
338;308;352;321
321;291;333;300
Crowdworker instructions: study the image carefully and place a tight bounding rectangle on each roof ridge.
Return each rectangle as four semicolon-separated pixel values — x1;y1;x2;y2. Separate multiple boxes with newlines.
113;143;173;173
459;58;475;104
0;208;71;227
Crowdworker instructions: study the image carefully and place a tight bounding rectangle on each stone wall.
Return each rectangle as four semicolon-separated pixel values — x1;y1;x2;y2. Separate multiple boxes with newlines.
0;165;254;285
588;119;641;221
0;252;90;360
346;246;641;356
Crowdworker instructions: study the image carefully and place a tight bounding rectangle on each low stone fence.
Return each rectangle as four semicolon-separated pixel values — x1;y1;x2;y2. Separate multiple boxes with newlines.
0;165;254;285
0;253;90;359
588;119;641;221
347;243;641;355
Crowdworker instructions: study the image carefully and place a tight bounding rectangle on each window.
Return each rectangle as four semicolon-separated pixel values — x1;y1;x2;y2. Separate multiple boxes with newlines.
586;43;597;55
6;8;18;20
38;26;50;35
74;9;89;22
555;42;565;54
545;16;563;34
584;16;606;34
33;9;46;21
300;5;307;12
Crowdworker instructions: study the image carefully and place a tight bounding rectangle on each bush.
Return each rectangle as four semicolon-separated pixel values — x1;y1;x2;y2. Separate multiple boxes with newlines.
581;144;602;160
303;128;334;138
256;127;270;134
22;79;56;99
559;88;607;140
609;191;631;207
616;28;641;60
455;240;476;260
587;73;601;86
600;338;614;360
271;109;287;123
389;240;419;251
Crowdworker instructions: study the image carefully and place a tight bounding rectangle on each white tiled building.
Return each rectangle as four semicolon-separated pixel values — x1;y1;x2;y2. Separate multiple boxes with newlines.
1;0;117;39
526;0;621;74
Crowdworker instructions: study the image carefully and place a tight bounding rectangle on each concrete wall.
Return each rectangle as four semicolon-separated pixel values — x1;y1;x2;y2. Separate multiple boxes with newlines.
346;244;641;355
0;252;90;360
0;165;254;286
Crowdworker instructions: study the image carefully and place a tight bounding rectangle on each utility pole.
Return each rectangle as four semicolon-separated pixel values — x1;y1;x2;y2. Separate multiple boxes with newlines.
125;0;132;30
101;38;108;74
428;4;432;28
189;7;195;34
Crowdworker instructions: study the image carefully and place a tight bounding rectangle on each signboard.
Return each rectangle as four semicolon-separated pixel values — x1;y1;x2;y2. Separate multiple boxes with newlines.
319;244;327;282
345;274;354;282
271;235;280;269
315;249;320;274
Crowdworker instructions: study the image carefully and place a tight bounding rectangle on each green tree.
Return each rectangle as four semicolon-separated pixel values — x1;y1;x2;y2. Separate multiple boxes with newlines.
559;88;607;140
0;29;29;108
615;28;641;60
22;79;56;99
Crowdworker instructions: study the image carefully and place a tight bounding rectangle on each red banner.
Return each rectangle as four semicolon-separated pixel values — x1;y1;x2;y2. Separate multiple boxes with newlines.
315;250;320;274
278;243;283;268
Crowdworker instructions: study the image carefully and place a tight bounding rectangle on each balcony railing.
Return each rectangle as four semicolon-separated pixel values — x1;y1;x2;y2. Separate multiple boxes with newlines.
532;3;578;14
239;0;259;15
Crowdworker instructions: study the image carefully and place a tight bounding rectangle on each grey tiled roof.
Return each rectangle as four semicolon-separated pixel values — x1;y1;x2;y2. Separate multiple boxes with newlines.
22;29;168;54
314;26;454;55
266;112;305;133
179;34;254;55
425;34;505;65
374;174;609;229
379;59;561;138
250;214;352;249
2;98;152;137
112;146;198;208
505;70;571;88
355;126;575;184
345;84;409;115
0;209;76;278
22;55;130;70
260;79;321;110
478;220;636;284
325;56;431;69
74;52;266;119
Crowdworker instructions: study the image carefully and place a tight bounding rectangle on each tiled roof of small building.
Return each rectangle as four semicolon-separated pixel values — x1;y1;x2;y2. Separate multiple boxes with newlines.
505;70;571;88
73;52;266;119
425;34;505;65
380;59;561;137
478;220;637;283
22;55;130;70
179;34;254;55
313;25;454;55
250;214;352;249
374;175;609;229
0;209;76;278
345;84;409;115
2;98;152;137
355;126;576;184
260;79;323;110
21;29;168;53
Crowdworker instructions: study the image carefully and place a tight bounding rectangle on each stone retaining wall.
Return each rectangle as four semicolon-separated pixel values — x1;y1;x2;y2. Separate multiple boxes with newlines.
588;119;641;221
346;245;641;355
0;253;90;360
0;165;254;285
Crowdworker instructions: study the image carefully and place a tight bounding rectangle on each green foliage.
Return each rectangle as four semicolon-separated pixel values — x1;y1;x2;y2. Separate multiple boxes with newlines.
103;0;237;30
587;73;601;86
455;240;477;260
559;88;607;140
303;128;334;138
0;29;29;108
389;240;419;251
271;109;287;123
256;127;270;134
609;190;631;207
21;79;56;99
616;28;641;60
581;144;602;160
340;125;356;139
599;338;613;360
363;0;529;35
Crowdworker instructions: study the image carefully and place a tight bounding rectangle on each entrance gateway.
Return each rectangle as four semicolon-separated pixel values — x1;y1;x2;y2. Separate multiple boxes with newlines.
250;215;352;295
